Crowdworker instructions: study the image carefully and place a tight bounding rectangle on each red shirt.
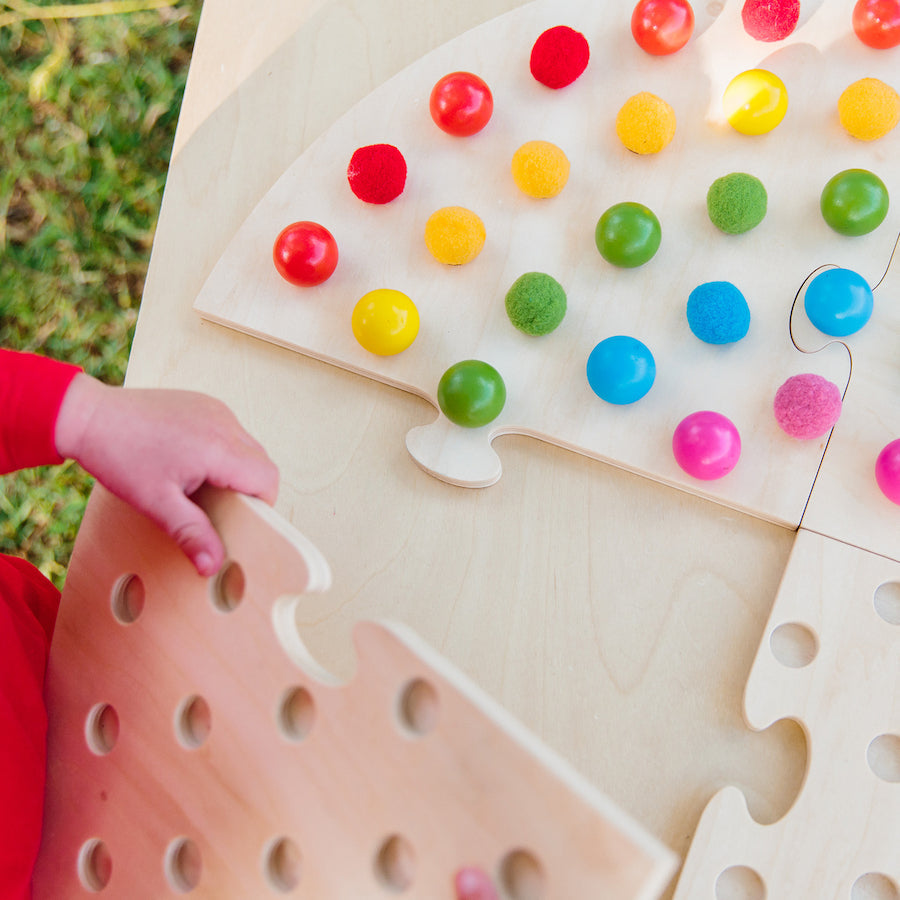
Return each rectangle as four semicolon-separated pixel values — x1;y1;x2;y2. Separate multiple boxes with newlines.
1;350;80;900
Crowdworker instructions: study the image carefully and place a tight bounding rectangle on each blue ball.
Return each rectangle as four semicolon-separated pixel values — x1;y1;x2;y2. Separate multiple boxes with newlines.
586;335;656;404
804;267;873;337
686;281;750;344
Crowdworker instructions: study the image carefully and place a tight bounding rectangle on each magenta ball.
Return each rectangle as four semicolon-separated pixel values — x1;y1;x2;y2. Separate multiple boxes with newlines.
673;411;741;480
875;439;900;504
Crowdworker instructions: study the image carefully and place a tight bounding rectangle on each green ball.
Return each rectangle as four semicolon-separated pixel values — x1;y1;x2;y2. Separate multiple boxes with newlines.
437;360;506;428
820;168;889;236
595;202;661;268
505;272;567;335
706;172;767;234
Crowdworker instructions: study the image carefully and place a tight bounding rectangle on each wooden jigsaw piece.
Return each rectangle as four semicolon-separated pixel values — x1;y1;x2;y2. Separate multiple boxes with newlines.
191;0;899;528
672;529;900;898
802;232;900;563
34;485;676;898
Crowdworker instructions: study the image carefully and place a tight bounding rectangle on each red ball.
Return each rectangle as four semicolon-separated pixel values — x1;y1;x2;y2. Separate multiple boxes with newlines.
741;0;800;41
429;72;493;136
347;144;407;204
631;0;695;55
529;25;590;89
272;221;338;287
853;0;900;48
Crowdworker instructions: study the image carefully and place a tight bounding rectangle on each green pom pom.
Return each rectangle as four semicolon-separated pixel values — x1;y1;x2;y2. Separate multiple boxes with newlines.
504;272;567;336
706;172;767;234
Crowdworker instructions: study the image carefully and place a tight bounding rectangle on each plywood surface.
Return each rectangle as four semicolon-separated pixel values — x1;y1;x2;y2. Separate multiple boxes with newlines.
194;0;897;530
36;486;676;899
111;0;900;896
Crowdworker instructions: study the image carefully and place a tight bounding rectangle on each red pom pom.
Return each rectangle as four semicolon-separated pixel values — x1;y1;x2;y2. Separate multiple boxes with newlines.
741;0;800;41
347;144;407;204
529;25;590;89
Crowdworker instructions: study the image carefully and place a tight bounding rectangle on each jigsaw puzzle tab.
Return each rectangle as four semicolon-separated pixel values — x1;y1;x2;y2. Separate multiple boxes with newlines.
35;485;676;899
801;231;900;562
672;529;900;899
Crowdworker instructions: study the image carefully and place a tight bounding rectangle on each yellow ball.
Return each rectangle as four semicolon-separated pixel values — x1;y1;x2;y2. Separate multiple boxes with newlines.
511;140;570;198
351;289;419;356
615;92;677;154
424;207;486;265
838;78;900;141
723;69;788;136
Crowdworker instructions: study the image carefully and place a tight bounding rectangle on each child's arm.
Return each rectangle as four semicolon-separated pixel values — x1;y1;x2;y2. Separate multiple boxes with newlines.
54;373;279;577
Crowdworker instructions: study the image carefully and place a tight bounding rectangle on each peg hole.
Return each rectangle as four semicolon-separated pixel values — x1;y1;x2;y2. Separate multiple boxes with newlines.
174;695;211;750
85;703;119;756
874;582;900;626
277;686;315;742
78;839;112;892
210;561;245;613
500;849;544;900
867;733;900;783
851;872;900;900
396;678;439;737
263;836;302;893
769;622;818;668
110;574;145;624
164;837;202;893
374;834;415;892
715;865;765;899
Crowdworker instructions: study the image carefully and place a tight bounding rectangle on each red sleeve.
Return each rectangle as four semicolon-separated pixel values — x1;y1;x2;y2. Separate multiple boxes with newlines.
0;556;60;900
0;349;81;474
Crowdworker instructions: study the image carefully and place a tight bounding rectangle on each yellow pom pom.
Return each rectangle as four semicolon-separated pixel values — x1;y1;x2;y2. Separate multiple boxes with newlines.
424;206;486;265
511;140;570;198
838;77;900;141
615;92;677;154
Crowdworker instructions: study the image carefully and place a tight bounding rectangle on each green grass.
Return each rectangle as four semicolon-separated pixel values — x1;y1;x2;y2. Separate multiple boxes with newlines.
1;0;201;587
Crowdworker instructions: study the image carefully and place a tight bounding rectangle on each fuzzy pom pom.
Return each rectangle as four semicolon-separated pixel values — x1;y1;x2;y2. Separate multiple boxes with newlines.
616;92;677;154
511;141;570;198
773;374;842;439
530;25;590;89
838;78;900;141
687;281;750;344
707;172;768;234
505;272;567;335
741;0;800;41
424;207;486;265
347;144;407;204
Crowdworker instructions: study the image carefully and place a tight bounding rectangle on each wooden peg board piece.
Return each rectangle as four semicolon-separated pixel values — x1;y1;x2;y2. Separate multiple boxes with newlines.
34;485;676;899
672;528;900;899
194;0;899;529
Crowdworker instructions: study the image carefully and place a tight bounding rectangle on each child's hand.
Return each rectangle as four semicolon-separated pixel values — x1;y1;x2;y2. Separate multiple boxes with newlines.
55;374;279;576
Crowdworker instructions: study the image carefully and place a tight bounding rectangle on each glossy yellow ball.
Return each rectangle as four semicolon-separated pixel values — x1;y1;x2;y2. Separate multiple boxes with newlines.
723;69;788;135
351;289;420;356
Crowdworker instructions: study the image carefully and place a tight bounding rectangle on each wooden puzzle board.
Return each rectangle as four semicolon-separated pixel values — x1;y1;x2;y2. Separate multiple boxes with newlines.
36;486;676;898
193;0;898;533
106;0;899;896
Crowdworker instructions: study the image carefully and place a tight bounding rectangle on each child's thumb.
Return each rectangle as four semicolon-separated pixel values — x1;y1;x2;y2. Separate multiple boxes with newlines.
155;488;225;577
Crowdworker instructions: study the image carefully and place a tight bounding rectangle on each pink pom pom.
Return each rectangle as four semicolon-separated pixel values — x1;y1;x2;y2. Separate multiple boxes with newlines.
876;439;900;505
773;374;842;440
672;411;741;480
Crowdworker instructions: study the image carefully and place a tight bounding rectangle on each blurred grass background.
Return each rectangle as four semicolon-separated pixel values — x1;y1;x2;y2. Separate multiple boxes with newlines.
1;0;202;587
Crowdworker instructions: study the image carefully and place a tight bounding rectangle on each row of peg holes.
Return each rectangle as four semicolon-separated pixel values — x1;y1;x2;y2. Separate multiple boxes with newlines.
715;866;899;900
86;570;457;891
85;673;439;757
765;581;900;785
79;833;542;897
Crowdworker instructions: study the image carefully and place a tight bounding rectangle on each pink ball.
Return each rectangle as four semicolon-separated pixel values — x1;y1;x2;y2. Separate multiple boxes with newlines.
773;374;842;440
875;439;900;505
673;411;741;480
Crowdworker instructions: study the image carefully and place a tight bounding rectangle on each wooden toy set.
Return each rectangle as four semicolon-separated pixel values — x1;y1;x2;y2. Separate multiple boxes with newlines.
37;0;899;896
